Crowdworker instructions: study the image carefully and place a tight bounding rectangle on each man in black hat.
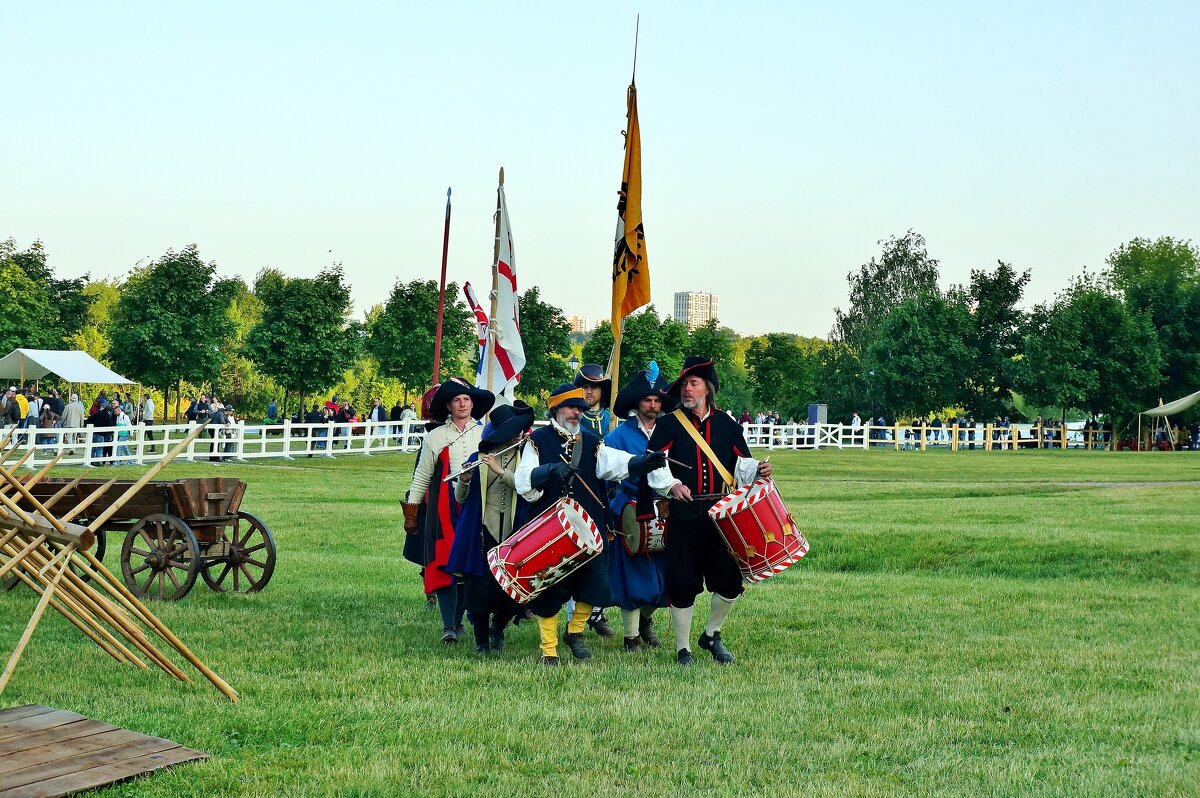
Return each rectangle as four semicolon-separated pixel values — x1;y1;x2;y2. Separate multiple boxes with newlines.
605;361;674;651
574;363;613;437
447;401;535;654
513;383;664;665
402;378;495;644
644;356;773;665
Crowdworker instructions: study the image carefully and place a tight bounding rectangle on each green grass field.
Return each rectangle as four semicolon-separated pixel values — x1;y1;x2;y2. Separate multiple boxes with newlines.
2;449;1198;797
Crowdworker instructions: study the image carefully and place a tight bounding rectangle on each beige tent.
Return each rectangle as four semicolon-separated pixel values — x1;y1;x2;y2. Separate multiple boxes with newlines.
1138;390;1200;447
0;348;133;385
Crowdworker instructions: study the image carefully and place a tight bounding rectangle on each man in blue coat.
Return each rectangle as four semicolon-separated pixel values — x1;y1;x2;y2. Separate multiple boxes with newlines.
605;362;674;651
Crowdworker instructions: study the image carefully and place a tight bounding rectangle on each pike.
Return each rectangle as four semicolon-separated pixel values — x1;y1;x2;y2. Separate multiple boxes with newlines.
432;187;452;386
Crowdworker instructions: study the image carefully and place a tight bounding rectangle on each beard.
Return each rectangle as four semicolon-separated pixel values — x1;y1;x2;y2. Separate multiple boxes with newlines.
560;419;580;435
681;396;702;410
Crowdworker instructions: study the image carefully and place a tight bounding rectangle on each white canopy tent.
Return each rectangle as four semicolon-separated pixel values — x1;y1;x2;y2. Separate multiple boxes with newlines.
1137;389;1200;448
0;348;133;385
1140;389;1200;418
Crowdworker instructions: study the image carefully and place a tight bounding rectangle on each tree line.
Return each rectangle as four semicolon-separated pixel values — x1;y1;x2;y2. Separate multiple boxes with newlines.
2;233;1197;430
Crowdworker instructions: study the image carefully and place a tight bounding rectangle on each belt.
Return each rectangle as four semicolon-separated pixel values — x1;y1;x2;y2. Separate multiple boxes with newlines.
677;492;727;502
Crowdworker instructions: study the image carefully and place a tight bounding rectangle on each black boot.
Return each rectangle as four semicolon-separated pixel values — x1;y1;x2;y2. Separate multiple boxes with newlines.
677;648;694;666
563;631;593;659
489;624;506;652
623;636;642;652
472;619;490;654
697;630;735;664
586;610;615;638
639;615;661;648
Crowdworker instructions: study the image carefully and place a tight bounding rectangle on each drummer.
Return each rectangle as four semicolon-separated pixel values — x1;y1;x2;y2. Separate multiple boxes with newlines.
447;401;535;655
513;383;665;665
644;356;772;665
402;378;495;644
604;361;674;651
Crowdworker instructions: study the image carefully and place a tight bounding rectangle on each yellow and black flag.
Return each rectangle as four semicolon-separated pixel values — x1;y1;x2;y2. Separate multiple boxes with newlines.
610;82;650;352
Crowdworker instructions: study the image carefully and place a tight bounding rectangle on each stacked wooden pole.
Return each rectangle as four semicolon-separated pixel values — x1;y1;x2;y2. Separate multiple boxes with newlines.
0;422;239;702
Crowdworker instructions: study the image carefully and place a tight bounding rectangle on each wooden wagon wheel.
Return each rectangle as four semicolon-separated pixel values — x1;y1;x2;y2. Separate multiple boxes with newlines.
200;511;277;593
121;514;200;601
3;529;107;592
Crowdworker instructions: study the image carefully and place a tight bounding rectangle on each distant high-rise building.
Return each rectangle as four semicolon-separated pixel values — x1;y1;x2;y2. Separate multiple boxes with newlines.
673;291;720;331
567;314;592;334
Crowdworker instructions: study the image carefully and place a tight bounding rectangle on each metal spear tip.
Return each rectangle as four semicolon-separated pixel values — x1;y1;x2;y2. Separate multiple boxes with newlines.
446;187;452;197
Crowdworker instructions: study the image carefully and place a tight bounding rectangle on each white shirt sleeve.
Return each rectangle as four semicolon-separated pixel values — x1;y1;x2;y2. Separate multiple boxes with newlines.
405;433;439;504
648;464;680;497
595;443;634;482
514;440;543;502
734;456;760;488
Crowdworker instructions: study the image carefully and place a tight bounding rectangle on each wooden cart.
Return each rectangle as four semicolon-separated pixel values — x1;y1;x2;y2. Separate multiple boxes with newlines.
8;477;276;601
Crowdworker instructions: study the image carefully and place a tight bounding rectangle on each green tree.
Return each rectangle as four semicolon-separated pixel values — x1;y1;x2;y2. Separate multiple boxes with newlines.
218;279;281;417
834;230;941;353
0;239;91;353
745;333;818;421
1105;237;1200;402
829;230;942;414
1014;277;1163;423
952;261;1031;417
245;266;363;413
867;293;971;418
65;279;121;361
513;286;572;401
366;279;473;402
109;246;239;417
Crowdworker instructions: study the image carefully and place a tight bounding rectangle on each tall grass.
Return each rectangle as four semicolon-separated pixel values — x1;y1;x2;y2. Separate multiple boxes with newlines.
1;449;1197;797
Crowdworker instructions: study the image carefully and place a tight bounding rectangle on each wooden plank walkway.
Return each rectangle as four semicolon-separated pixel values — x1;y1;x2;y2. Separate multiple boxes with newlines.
0;705;207;797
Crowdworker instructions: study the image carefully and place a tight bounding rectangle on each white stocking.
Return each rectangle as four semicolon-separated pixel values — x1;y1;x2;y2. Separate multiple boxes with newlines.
705;593;736;635
621;608;641;639
671;605;694;653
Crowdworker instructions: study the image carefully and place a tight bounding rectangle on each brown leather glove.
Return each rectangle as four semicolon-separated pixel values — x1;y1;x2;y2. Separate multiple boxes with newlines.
401;502;420;533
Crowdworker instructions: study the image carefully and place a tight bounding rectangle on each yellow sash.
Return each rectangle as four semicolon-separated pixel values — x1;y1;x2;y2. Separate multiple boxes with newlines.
671;409;735;492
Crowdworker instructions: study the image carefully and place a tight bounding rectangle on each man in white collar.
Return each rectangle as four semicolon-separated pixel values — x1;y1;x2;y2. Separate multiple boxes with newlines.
513;383;664;665
402;378;495;644
644;356;772;666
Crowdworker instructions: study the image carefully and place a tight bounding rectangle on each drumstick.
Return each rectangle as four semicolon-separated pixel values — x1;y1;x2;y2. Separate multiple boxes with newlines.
665;456;693;470
558;455;606;508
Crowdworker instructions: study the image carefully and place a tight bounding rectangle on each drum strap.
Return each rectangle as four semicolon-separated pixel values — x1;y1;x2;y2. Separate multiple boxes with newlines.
671;410;735;492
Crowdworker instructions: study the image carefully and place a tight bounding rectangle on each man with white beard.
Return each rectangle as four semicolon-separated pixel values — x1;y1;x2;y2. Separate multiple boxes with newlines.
644;356;773;666
514;383;664;665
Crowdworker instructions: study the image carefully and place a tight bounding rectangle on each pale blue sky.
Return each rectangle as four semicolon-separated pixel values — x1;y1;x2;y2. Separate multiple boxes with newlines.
4;2;1198;337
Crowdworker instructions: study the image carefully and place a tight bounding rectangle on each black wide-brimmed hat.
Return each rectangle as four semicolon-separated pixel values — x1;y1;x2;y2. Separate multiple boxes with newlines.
480;401;534;452
547;383;589;413
614;361;676;418
573;363;612;407
667;356;720;398
430;377;495;423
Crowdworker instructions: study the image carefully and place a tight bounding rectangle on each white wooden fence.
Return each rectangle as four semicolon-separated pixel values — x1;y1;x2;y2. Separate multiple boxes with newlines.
1;419;1106;468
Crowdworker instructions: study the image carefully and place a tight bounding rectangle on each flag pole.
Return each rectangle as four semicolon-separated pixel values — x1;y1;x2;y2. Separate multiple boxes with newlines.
487;168;504;399
607;21;640;432
432;187;452;387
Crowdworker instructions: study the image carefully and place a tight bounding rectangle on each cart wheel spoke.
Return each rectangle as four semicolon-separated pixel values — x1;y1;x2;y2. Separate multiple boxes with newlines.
123;514;199;601
211;562;232;587
202;510;276;594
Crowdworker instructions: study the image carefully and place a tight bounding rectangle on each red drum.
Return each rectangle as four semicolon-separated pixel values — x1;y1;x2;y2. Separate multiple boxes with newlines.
708;478;808;583
620;499;667;555
488;498;603;604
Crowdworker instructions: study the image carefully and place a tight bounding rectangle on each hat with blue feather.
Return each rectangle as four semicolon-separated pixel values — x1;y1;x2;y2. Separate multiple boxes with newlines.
614;360;676;418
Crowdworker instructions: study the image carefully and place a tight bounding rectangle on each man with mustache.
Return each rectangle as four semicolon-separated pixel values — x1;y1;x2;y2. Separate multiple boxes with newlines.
513;383;664;665
644;356;773;665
